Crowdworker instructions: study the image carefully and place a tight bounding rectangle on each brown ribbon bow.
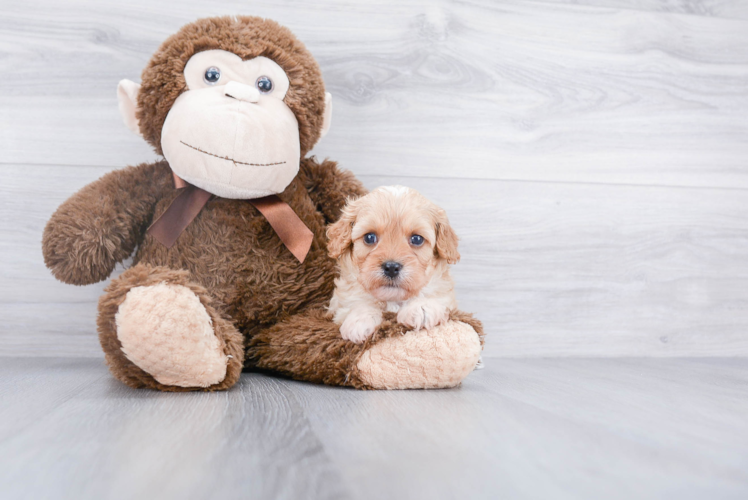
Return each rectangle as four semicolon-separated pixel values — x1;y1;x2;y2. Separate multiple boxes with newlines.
147;177;314;263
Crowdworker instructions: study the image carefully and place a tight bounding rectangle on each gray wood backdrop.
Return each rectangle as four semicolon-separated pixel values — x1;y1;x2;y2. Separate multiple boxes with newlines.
1;0;747;358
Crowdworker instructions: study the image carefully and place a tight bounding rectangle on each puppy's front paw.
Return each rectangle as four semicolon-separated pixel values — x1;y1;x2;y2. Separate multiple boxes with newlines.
340;309;383;344
397;300;450;331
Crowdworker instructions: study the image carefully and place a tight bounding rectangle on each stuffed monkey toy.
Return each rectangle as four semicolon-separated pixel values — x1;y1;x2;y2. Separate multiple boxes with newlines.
42;16;483;391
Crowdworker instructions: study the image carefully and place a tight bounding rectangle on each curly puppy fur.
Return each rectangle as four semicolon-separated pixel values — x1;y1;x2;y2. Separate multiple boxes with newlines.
327;186;461;343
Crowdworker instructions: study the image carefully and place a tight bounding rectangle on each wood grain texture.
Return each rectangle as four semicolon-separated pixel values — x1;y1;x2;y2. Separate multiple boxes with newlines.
534;0;748;20
0;358;350;500
0;357;746;499
3;164;747;357
1;0;747;358
0;0;747;187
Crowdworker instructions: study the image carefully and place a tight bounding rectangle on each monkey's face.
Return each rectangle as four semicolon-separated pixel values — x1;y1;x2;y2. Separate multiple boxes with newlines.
158;50;300;199
118;17;332;198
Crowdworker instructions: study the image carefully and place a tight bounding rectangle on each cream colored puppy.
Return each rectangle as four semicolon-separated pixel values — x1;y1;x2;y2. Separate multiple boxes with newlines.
327;186;460;343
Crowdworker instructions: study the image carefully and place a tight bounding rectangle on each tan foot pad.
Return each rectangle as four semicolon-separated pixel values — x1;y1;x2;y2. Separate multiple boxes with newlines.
357;321;482;390
115;283;228;388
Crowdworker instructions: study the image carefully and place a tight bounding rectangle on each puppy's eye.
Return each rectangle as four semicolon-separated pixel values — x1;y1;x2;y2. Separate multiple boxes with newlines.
363;233;378;245
410;234;424;246
256;76;273;93
204;67;221;85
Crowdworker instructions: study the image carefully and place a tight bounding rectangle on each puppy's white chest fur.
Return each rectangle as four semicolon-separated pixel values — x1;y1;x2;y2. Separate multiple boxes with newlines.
384;301;403;313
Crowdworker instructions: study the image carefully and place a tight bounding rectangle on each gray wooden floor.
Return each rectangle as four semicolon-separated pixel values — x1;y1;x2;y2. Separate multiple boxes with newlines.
1;357;747;500
2;1;748;498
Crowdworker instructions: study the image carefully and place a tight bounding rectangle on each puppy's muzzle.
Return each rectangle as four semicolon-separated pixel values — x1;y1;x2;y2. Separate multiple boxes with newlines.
382;261;402;279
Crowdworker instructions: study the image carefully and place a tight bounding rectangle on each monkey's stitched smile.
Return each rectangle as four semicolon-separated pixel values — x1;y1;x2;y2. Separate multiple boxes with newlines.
180;140;286;167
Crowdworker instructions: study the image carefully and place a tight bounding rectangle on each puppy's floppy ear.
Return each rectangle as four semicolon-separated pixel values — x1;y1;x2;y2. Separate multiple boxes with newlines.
434;210;460;264
327;199;360;259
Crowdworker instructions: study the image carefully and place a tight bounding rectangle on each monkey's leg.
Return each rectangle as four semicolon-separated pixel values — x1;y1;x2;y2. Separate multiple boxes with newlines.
97;264;244;391
246;310;483;389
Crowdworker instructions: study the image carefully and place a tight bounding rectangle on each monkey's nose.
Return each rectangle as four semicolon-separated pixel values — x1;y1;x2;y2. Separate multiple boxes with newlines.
382;261;402;279
224;81;260;103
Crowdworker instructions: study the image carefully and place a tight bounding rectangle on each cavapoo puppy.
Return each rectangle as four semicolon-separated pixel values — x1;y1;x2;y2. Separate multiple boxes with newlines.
327;186;460;343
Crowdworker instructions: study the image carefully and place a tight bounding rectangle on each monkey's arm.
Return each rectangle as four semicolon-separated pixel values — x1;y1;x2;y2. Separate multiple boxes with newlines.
246;309;484;389
42;161;172;285
299;157;367;224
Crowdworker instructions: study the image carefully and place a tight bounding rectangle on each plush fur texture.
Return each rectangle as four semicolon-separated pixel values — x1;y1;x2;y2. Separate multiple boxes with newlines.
42;16;484;391
42;161;172;286
115;282;228;387
357;320;482;390
97;264;245;392
137;16;326;158
52;156;366;392
247;310;484;390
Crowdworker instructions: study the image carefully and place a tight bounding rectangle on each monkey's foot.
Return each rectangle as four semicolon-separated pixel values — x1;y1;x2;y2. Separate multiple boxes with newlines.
356;320;482;389
98;264;244;391
115;283;227;387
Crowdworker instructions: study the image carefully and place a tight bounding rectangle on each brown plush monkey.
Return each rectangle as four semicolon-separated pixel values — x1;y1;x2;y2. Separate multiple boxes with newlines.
42;16;483;391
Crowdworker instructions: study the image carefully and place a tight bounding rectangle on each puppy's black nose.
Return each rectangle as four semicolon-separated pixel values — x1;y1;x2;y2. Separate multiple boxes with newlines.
382;261;402;279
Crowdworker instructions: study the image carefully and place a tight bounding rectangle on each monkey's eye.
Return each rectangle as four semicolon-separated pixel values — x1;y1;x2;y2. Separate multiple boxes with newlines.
410;235;424;246
363;233;378;245
256;76;274;93
203;67;221;85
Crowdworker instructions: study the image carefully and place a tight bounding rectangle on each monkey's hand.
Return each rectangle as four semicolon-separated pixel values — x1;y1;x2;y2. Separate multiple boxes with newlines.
299;157;368;224
42;161;171;285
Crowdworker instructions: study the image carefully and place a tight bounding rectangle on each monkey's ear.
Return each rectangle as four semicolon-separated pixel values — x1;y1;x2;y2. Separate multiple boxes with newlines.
117;79;142;137
319;92;333;139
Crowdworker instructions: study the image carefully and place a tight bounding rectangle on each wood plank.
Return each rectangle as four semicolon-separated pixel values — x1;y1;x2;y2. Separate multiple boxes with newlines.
1;0;747;188
531;0;748;20
0;303;105;358
0;358;351;500
1;357;747;499
3;164;747;357
294;357;748;499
